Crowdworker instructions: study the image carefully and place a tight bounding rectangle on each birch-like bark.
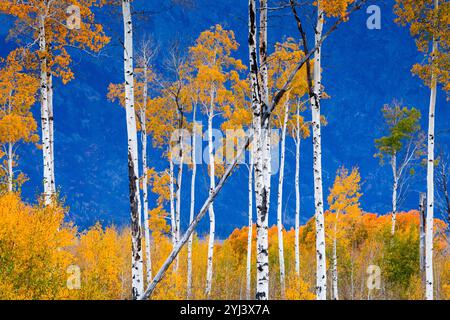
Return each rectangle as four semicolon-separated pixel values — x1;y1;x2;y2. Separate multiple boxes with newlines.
38;15;52;206
7;143;13;192
140;108;152;284
187;104;197;299
332;211;340;300
425;0;439;300
276;100;289;298
246;149;253;300
206;105;216;297
253;0;270;301
169;156;176;248
391;154;398;235
260;0;272;224
294;103;301;276
311;1;327;300
289;0;369;300
140;0;358;299
175;129;184;272
419;193;426;274
122;0;143;299
48;73;55;194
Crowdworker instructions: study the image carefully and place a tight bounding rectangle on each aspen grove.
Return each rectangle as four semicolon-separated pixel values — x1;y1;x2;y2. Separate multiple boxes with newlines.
0;0;448;301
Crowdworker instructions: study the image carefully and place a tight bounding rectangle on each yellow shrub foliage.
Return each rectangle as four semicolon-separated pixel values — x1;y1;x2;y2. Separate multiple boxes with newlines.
0;193;448;300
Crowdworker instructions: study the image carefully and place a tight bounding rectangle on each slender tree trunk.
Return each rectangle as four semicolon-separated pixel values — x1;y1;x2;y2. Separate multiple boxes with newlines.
311;1;327;300
425;0;439;300
48;73;55;194
7;143;13;192
206;106;216;297
38;15;52;206
391;154;398;235
419;193;426;275
175;130;184;272
140;106;152;285
294;104;301;276
246;149;253;300
122;0;143;300
187;104;197;299
350;257;354;300
332;211;340;300
141;63;152;285
169;156;176;248
276;100;289;298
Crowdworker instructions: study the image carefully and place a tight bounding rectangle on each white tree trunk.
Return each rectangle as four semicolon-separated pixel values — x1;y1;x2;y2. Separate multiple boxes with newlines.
294;104;301;276
311;1;327;300
187;104;197;299
38;15;52;206
276;100;289;298
140;108;152;285
122;0;143;300
246;149;253;300
254;0;270;301
419;192;426;274
7;143;13;192
425;0;438;299
175;133;184;272
332;211;340;300
206;108;216;297
391;154;398;235
48;74;55;194
169;156;176;247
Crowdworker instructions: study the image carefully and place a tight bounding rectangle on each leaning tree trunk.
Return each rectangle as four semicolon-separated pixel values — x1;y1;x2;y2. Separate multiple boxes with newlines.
48;73;55;194
311;1;327;300
294;103;301;276
276;100;289;298
246;149;254;300
205;104;216;297
187;104;197;299
140;131;250;300
122;0;144;300
332;211;340;300
38;15;52;206
425;0;438;299
391;154;398;235
140;107;152;285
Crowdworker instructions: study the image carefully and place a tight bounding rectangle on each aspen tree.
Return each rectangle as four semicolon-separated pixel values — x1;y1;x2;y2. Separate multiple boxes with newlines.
142;0;365;300
0;0;109;204
287;100;310;277
269;39;309;297
0;49;39;192
394;0;449;300
189;25;245;296
327;167;362;300
374;102;424;235
222;76;252;299
108;39;157;288
289;0;367;299
121;0;143;299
